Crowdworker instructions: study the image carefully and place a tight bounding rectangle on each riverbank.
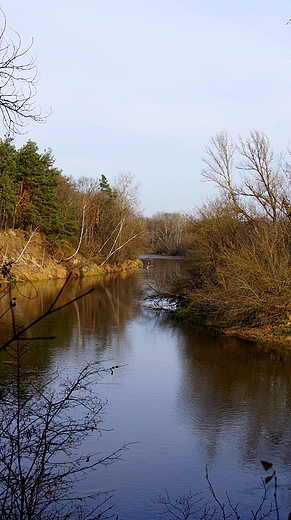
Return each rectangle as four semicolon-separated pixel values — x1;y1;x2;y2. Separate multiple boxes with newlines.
0;229;143;282
223;323;291;350
175;305;291;350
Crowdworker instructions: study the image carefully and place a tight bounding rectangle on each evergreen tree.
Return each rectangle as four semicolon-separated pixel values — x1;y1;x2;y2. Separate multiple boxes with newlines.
0;137;18;229
56;175;79;242
15;141;63;236
99;174;117;200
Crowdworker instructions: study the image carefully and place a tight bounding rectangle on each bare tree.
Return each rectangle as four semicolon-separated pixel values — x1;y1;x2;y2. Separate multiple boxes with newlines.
146;212;187;255
160;131;291;328
202;131;240;212
238;130;287;222
114;172;141;215
0;9;48;134
202;130;291;224
157;466;279;520
0;359;124;519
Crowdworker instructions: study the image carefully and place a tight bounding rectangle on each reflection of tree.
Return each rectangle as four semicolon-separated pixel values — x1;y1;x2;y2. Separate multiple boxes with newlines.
0;280;79;372
75;271;142;354
167;320;291;468
0;269;143;372
142;255;181;280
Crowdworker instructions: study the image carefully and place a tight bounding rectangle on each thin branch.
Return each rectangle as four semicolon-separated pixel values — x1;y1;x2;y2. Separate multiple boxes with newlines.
0;273;94;352
100;230;145;266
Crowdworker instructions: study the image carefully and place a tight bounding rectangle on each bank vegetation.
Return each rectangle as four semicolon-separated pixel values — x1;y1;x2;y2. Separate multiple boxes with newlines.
163;131;291;343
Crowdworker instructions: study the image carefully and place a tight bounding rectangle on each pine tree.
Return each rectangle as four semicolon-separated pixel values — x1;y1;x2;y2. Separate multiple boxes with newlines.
15;141;63;237
0;137;18;230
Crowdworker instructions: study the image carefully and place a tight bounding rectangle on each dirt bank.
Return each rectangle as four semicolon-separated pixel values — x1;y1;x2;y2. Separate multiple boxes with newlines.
0;229;142;282
224;324;291;350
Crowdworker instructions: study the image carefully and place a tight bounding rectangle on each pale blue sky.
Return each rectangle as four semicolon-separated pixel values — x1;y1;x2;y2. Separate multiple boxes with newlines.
2;0;291;215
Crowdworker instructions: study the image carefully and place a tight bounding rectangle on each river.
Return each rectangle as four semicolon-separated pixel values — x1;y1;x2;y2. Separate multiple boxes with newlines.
1;256;291;519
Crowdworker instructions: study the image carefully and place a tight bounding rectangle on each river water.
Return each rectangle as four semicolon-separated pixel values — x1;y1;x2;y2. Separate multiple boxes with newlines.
1;256;291;519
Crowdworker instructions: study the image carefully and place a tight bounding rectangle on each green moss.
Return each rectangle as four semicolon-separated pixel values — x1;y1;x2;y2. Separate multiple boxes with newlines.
270;328;291;338
175;306;206;325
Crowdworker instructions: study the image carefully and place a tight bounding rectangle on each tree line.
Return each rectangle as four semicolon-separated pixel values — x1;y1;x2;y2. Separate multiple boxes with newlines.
0;137;145;266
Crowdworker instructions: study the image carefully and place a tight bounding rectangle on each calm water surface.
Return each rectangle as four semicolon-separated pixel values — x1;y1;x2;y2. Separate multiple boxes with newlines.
1;256;291;519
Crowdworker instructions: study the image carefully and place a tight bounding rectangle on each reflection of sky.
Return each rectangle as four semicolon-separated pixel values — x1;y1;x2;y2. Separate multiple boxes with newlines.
3;0;291;215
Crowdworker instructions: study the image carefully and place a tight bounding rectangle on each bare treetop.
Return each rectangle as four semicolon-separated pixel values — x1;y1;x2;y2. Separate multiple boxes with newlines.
0;9;49;135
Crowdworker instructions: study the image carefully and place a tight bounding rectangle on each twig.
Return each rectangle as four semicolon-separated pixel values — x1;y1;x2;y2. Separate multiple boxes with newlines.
0;272;94;352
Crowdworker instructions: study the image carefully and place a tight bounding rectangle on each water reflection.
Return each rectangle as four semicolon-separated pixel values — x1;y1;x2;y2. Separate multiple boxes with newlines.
1;258;291;518
0;270;143;370
173;320;291;469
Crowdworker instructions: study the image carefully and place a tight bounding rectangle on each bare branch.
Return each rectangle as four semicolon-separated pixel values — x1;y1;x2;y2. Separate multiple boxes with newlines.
0;9;49;135
0;272;95;352
238;131;284;222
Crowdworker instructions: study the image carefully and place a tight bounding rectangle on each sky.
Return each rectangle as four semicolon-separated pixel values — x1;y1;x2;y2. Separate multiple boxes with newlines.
1;0;291;216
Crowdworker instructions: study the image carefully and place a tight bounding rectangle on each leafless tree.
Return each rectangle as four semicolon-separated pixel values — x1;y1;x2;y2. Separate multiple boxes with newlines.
159;131;291;328
202;130;291;223
201;131;241;213
238;131;287;222
0;9;48;135
146;212;187;255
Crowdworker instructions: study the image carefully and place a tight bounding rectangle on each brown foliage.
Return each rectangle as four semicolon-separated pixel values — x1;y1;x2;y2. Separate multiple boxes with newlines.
170;131;291;328
177;203;291;328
